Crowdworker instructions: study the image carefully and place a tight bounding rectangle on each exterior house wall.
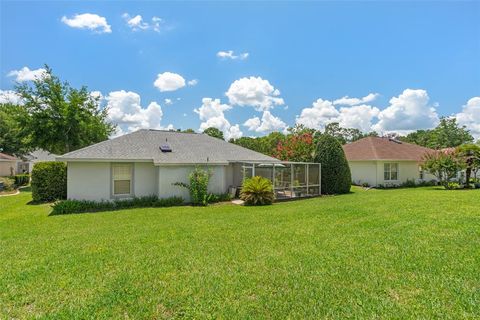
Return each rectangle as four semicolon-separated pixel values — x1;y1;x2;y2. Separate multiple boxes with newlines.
349;160;437;187
0;161;18;176
133;162;157;197
157;165;230;201
67;162;111;200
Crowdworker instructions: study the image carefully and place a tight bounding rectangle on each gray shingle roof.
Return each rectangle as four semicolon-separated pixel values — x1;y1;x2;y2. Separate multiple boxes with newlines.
57;129;279;164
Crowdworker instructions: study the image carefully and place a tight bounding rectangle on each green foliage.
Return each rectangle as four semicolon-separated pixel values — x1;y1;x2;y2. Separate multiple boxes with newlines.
182;128;196;133
51;195;184;215
0;177;15;191
401;179;417;188
240;176;274;206
173;166;211;206
14;65;115;154
31;161;67;202
401;118;473;149
325;122;378;145
12;174;30;186
0;103;32;156
203;127;224;140
455;144;480;187
206;193;232;203
315;134;351;194
422;152;465;190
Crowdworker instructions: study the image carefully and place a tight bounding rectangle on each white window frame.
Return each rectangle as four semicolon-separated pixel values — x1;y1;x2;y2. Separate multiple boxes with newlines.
111;163;134;198
384;163;399;181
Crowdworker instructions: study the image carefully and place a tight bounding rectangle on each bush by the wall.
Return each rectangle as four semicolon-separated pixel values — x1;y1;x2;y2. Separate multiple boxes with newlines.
173;166;211;206
207;193;232;203
0;177;15;191
12;174;30;186
31;161;67;202
51;195;184;215
315;134;351;194
240;176;274;206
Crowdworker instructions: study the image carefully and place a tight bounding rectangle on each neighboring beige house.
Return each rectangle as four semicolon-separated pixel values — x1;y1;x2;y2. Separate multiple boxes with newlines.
343;137;437;187
0;152;19;176
57;129;322;202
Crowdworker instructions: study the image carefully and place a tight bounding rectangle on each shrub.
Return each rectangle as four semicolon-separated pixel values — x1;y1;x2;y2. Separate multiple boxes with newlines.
0;177;15;191
31;161;67;202
12;174;30;186
401;179;417;188
51;195;184;215
173;166;211;206
207;193;232;203
422;152;464;190
240;176;274;206
315;134;351;194
361;182;370;188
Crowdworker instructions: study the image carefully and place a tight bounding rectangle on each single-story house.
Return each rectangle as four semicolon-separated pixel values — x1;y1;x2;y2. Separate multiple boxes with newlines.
17;149;58;173
57;129;322;201
0;152;20;177
343;137;437;187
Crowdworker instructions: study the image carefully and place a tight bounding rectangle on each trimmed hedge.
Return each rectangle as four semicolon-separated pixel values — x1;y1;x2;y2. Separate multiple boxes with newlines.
315;134;351;194
51;195;184;215
31;161;67;202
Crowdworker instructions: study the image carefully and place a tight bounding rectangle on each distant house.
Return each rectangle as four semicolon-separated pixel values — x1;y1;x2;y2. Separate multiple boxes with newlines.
57;129;322;201
343;137;437;187
17;149;58;173
0;152;19;176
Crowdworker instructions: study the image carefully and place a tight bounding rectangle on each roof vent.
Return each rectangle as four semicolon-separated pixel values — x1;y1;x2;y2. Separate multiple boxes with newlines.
388;138;402;144
160;145;172;152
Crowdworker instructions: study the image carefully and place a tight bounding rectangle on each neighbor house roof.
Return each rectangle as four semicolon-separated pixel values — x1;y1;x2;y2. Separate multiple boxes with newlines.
0;152;19;161
24;149;58;162
57;129;279;164
343;136;435;161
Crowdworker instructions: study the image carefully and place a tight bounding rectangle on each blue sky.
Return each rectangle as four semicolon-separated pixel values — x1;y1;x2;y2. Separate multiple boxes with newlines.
1;1;479;138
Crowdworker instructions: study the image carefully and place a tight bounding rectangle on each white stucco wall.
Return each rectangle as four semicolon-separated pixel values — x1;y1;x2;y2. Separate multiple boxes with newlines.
133;162;157;197
349;160;437;187
67;162;111;201
158;165;229;201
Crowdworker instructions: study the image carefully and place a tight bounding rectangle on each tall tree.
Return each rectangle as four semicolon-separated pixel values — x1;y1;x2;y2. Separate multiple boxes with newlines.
325;122;377;145
455;144;480;187
203;127;224;140
15;66;115;154
0;103;32;156
402;118;473;149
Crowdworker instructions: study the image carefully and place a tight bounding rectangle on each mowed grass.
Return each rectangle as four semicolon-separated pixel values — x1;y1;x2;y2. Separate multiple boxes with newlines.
1;187;479;319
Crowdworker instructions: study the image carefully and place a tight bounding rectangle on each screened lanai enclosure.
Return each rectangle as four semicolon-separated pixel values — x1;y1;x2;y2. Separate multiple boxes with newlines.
236;161;321;199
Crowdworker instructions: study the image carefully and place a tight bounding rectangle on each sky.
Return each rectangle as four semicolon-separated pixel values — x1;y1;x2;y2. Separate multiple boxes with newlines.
1;1;479;139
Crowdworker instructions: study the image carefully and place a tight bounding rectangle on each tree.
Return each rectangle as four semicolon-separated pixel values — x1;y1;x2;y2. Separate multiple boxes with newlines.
401;118;473;149
182;128;195;133
0;103;32;156
15;65;115;154
203;127;224;140
422;151;465;189
325;122;377;145
315;134;351;194
455;144;480;187
274;132;315;162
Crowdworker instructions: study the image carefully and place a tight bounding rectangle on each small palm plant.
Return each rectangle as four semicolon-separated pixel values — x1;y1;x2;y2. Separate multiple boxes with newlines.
240;176;274;206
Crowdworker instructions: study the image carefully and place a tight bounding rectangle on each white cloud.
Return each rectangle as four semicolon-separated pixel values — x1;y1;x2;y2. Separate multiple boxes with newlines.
122;13;163;32
217;50;249;60
7;67;47;82
154;72;186;92
333;93;379;106
187;79;198;86
373;89;439;133
225;76;284;111
0;90;23;105
244;111;287;133
456;97;480;139
338;104;380;132
164;98;173;105
194;98;242;140
296;99;340;130
61;13;111;33
105;90;172;136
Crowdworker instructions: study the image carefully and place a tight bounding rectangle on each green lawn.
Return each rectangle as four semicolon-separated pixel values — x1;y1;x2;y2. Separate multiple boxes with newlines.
1;187;479;319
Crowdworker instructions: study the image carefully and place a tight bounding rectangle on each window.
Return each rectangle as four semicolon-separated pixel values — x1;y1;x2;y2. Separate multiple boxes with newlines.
112;163;132;195
384;163;398;181
419;166;424;180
